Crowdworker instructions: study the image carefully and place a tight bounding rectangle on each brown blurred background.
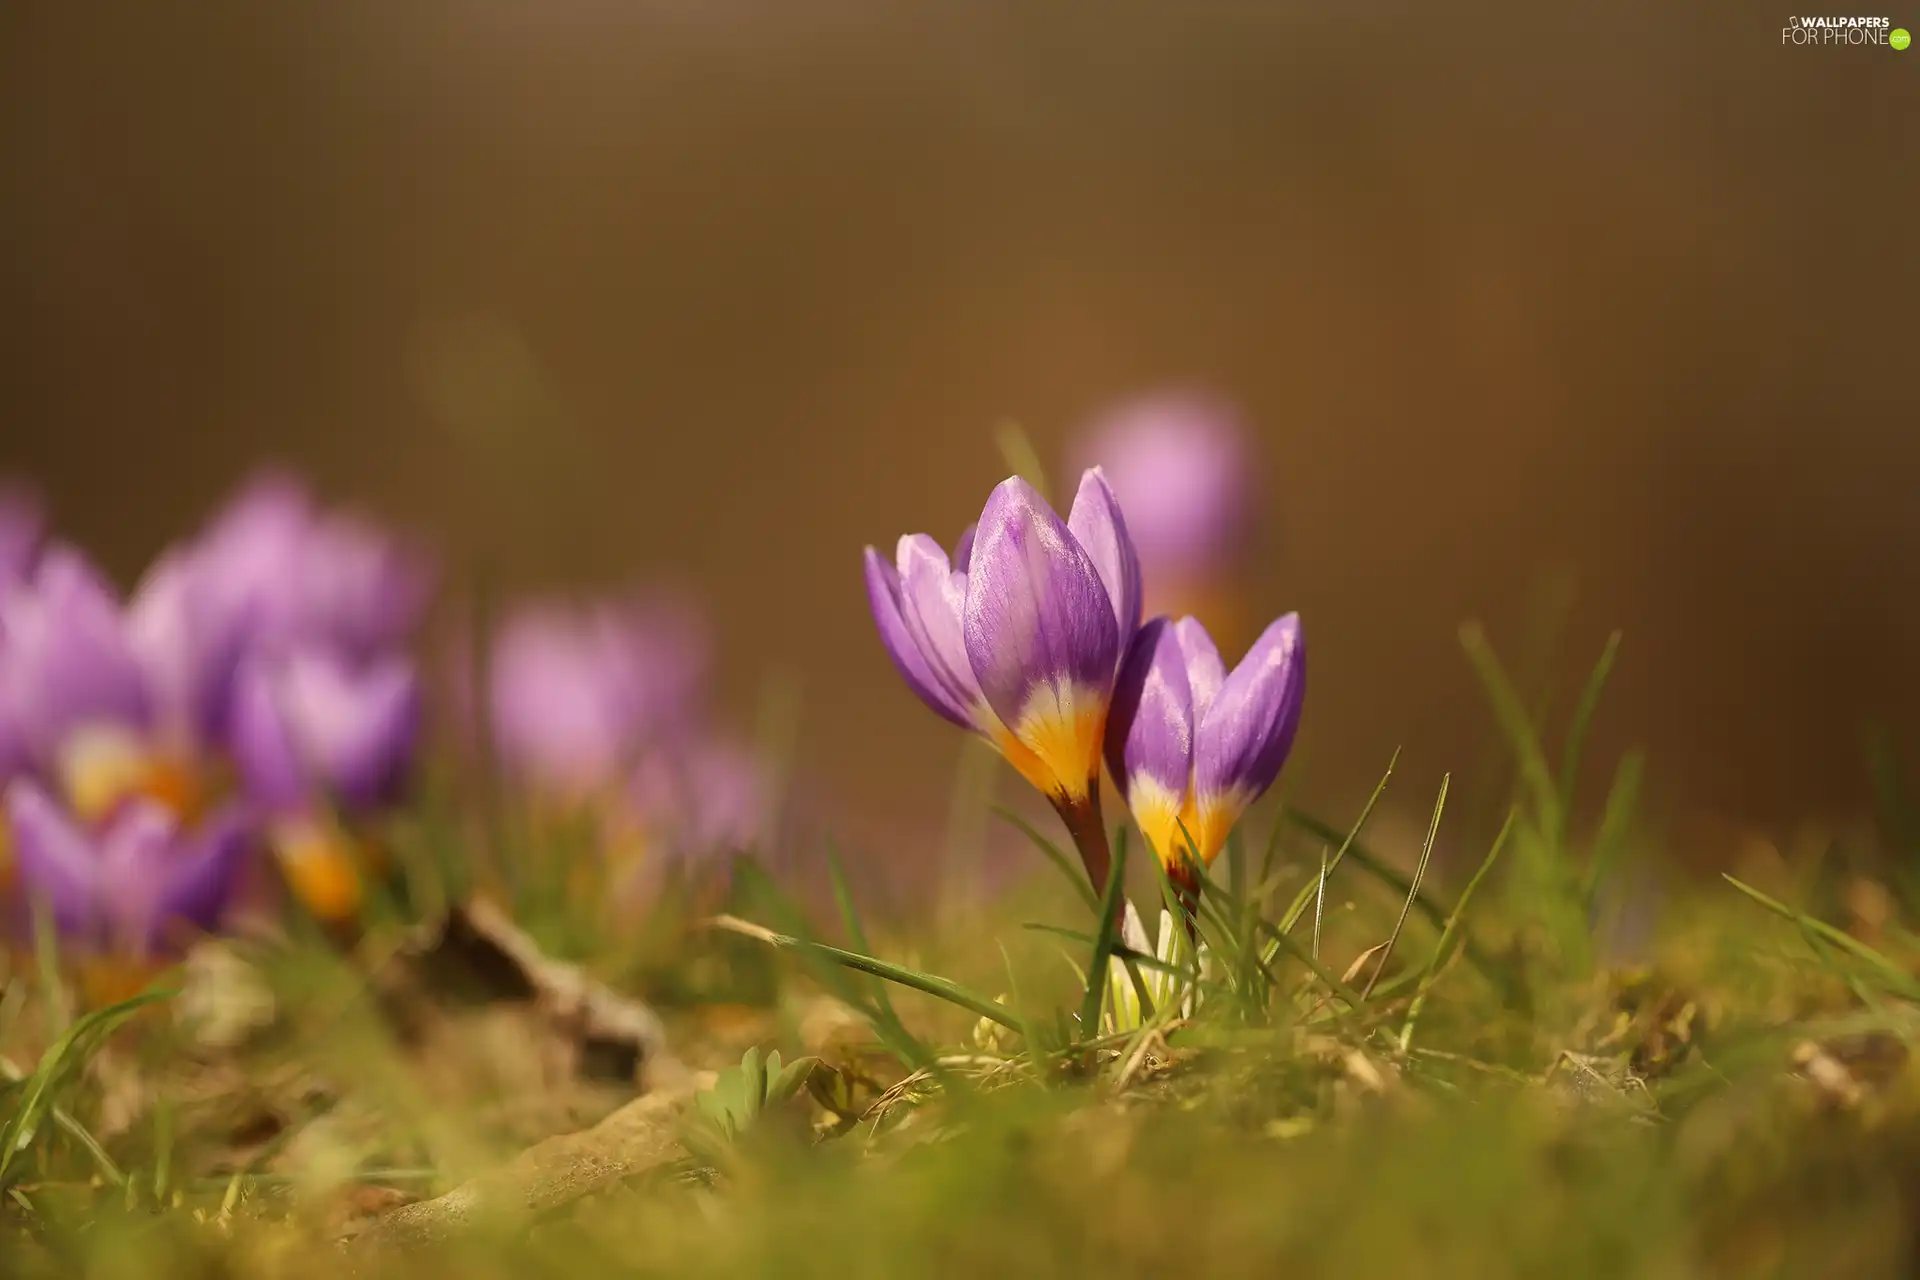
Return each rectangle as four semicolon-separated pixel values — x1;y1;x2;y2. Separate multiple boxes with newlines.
2;1;1915;865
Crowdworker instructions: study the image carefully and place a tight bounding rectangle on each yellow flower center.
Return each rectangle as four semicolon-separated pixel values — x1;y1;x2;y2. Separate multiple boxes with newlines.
59;725;216;825
275;820;380;924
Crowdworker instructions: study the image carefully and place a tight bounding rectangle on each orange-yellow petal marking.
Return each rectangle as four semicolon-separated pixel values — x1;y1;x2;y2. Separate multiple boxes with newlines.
1001;681;1109;803
60;725;214;824
1128;783;1255;873
1183;787;1256;868
275;822;370;924
1127;776;1190;870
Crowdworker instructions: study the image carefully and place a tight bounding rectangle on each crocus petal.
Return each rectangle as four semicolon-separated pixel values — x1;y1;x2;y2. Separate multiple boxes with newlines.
485;595;708;792
952;523;978;573
150;804;252;940
231;648;420;811
895;534;986;718
1171;616;1228;721
190;472;432;658
1104;617;1195;867
296;513;434;654
126;549;247;745
1066;468;1143;654
5;778;100;936
629;738;766;855
0;547;149;763
963;477;1120;800
863;547;972;730
188;472;320;649
1190;613;1306;860
0;707;23;781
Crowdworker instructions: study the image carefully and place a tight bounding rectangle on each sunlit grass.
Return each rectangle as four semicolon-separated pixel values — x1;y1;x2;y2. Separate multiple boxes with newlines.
5;632;1920;1277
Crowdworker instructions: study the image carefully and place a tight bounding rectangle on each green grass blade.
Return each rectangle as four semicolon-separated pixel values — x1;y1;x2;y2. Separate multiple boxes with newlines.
1459;621;1562;843
0;988;173;1187
711;913;1024;1033
30;894;70;1037
1078;827;1131;1040
1583;748;1646;906
1722;874;1920;999
1021;923;1191;981
1398;807;1515;1054
1312;843;1329;961
994;807;1100;915
995;940;1056;1066
826;842;903;1031
1253;918;1367;1011
1281;810;1453;935
733;864;940;1070
1277;747;1399;934
1362;773;1448;1000
994;420;1051;499
1558;630;1622;820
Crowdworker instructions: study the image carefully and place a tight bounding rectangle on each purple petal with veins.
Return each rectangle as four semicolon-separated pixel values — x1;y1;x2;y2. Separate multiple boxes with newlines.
864;548;971;729
961;477;1119;729
1193;613;1305;806
1171;616;1228;721
1065;467;1144;656
895;534;985;719
1105;617;1194;801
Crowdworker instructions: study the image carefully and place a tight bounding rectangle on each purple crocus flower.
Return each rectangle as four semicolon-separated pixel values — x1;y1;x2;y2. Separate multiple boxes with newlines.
0;548;150;769
1105;612;1305;875
0;545;236;822
866;470;1140;889
5;778;249;959
0;541;250;917
866;470;1141;806
486;594;710;796
229;646;421;814
1074;392;1252;585
186;471;433;662
628;737;767;857
224;634;423;927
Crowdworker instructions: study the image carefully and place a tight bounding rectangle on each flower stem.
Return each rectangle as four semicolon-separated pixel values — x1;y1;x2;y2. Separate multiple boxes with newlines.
1168;858;1201;944
1049;785;1113;913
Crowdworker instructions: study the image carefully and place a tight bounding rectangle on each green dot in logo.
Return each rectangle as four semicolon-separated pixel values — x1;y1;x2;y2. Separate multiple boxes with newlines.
1894;27;1912;49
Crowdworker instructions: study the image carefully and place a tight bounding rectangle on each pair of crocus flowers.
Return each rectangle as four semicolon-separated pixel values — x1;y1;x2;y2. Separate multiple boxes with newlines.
864;469;1304;898
0;476;427;966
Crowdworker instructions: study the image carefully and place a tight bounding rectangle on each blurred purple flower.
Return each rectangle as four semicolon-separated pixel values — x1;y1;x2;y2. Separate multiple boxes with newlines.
486;594;710;795
0;548;150;768
229;646;421;814
0;546;242;822
864;470;1140;808
0;483;45;594
5;778;249;958
1073;392;1253;585
628;737;767;857
1105;612;1305;874
186;471;433;661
